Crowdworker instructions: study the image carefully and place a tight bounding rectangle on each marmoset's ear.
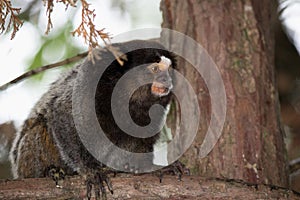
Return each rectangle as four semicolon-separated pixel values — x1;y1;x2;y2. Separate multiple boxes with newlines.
154;52;162;63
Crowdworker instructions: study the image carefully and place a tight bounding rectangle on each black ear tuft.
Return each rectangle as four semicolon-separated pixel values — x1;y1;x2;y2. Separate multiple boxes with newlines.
154;52;162;63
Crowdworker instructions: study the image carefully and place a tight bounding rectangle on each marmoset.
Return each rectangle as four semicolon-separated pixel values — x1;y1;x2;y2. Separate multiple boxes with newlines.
9;40;177;198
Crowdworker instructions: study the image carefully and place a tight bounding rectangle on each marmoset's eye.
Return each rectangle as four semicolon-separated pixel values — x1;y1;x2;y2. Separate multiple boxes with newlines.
151;65;160;73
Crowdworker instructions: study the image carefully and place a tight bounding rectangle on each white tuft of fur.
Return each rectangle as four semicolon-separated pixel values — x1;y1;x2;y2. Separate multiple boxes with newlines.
9;129;22;179
153;103;171;166
160;56;171;67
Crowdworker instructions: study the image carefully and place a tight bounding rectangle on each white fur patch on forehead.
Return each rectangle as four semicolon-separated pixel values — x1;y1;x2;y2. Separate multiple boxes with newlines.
160;56;172;66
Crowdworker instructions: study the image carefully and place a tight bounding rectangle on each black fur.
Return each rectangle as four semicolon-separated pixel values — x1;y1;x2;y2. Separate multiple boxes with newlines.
10;40;177;178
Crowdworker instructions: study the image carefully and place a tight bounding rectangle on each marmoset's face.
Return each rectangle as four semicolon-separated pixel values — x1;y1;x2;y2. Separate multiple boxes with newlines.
148;56;173;97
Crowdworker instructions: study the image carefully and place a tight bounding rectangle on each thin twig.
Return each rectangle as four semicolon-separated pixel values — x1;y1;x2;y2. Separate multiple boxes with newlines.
0;52;88;92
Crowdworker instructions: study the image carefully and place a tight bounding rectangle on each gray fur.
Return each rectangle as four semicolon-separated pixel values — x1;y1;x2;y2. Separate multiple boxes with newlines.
9;40;177;178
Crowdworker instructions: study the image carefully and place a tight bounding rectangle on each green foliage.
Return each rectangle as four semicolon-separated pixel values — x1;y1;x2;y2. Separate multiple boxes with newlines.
27;22;82;81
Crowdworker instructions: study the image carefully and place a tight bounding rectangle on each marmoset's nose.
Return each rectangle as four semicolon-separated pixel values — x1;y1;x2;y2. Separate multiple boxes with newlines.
156;72;172;84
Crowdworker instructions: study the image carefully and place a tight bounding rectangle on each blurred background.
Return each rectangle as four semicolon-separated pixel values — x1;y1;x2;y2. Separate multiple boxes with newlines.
0;0;299;191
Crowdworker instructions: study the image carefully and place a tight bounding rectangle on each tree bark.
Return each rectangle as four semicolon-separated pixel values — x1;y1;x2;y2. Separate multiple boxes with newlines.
1;175;299;200
0;122;16;179
0;1;291;198
161;0;288;187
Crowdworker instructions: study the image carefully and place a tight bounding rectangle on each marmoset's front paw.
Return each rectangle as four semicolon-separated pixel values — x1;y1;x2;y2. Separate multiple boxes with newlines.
45;165;66;187
86;168;114;200
158;160;190;183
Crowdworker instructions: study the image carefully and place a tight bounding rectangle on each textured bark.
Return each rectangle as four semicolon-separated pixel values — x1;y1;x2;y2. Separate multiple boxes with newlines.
0;175;299;200
161;0;288;187
0;122;16;179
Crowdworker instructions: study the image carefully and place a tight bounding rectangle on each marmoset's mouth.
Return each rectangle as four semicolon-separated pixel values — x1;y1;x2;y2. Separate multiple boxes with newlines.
151;82;172;97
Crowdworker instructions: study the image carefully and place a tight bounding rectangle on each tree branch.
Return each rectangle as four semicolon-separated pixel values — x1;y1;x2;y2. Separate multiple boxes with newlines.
0;175;299;199
0;52;88;92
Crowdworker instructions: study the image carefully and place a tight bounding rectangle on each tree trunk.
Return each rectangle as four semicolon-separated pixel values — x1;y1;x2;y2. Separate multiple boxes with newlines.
161;0;288;187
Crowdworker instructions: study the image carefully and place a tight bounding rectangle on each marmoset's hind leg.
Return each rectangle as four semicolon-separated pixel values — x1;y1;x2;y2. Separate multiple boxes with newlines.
10;116;67;179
